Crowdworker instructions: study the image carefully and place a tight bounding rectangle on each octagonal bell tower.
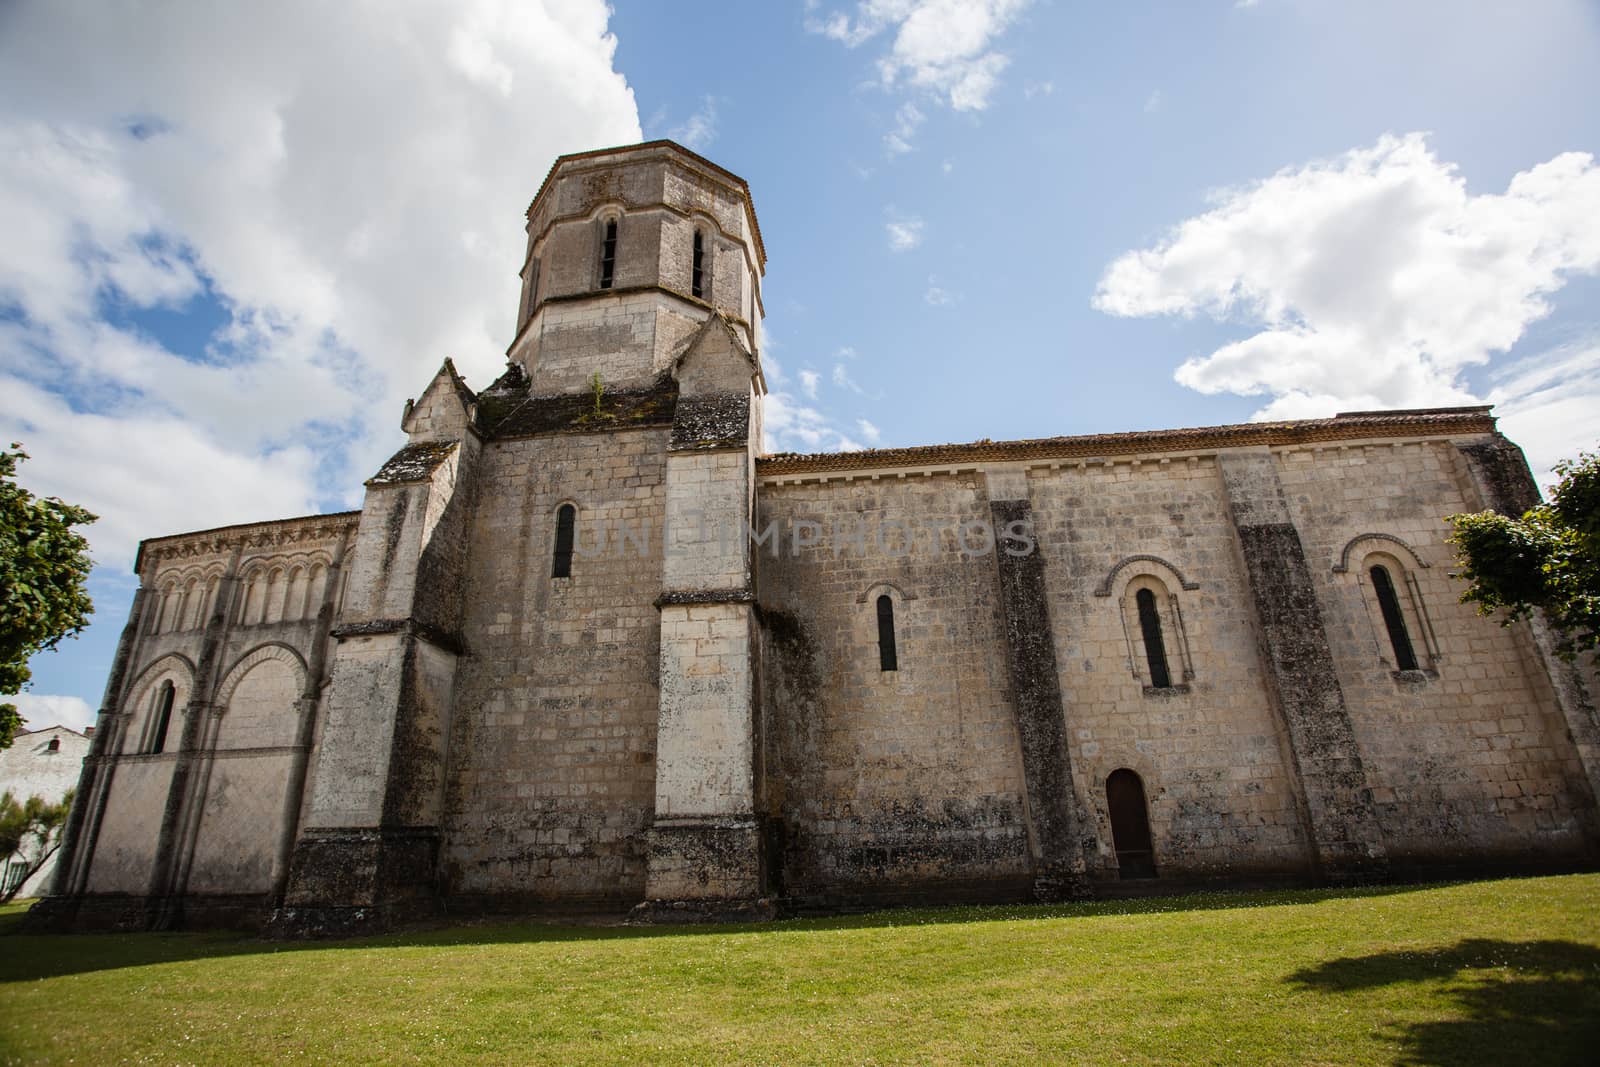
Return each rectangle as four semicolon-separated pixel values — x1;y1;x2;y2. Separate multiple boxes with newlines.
510;141;767;394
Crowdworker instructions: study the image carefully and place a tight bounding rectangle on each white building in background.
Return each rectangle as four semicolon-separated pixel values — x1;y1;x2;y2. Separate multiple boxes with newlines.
1;725;90;899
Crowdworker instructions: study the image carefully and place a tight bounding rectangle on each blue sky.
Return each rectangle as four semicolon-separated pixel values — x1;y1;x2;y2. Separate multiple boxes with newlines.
3;0;1599;730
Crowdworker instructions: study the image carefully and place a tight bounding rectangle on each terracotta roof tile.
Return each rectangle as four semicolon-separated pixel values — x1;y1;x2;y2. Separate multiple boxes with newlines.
757;406;1498;476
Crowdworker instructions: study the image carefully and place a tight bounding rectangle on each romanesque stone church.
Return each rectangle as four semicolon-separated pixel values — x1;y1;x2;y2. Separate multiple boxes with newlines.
37;141;1599;934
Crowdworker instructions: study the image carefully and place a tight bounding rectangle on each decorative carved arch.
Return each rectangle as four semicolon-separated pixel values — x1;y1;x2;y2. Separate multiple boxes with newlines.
215;643;308;711
1333;532;1431;574
1094;554;1199;597
855;580;918;604
123;652;197;717
1336;535;1441;667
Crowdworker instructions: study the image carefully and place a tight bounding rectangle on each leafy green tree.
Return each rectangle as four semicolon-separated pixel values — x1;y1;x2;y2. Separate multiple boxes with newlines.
0;788;74;901
1448;449;1600;662
1;445;96;748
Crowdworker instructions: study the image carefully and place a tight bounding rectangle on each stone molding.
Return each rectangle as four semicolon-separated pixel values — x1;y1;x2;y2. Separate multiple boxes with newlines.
759;408;1497;477
1332;532;1432;573
136;512;360;573
214;643;309;711
1094;554;1201;597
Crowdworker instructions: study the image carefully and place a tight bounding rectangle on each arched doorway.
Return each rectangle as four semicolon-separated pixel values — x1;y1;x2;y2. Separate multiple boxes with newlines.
1106;769;1156;879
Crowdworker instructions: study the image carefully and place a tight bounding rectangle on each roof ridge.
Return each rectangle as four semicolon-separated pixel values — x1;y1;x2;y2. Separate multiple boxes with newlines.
758;407;1500;474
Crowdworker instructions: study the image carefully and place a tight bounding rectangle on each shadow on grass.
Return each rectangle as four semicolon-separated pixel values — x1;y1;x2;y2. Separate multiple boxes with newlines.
0;877;1571;985
0;876;1510;985
1287;938;1600;1066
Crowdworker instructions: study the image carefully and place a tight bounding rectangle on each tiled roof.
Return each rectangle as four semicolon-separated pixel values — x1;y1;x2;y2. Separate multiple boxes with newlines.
480;373;678;439
757;406;1499;476
368;441;460;486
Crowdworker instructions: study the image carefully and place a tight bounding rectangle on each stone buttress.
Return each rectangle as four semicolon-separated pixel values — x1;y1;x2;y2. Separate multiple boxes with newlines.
268;361;480;936
635;314;774;920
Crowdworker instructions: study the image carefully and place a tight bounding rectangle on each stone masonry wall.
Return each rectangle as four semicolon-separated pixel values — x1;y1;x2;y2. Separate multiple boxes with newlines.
756;472;1033;902
440;426;669;908
1277;439;1598;868
1026;458;1313;880
71;513;354;911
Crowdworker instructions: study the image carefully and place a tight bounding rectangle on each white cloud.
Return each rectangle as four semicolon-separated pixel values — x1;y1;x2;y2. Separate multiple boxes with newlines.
833;363;865;393
886;212;925;251
857;418;883;443
0;2;641;569
884;101;925;155
0;375;321;560
1487;343;1600;488
668;95;719;151
798;369;821;399
1024;81;1054;101
807;0;1032;111
1093;134;1600;472
10;693;97;733
924;277;956;305
762;391;865;454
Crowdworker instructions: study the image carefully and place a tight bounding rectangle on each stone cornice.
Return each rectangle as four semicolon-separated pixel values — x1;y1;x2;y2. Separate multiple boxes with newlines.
757;407;1499;478
331;618;465;655
134;511;361;575
525;140;766;269
655;588;754;608
505;284;754;357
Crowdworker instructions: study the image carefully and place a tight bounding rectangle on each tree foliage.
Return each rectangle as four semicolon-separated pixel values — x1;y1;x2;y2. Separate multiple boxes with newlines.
0;788;74;902
1448;450;1600;661
0;445;96;748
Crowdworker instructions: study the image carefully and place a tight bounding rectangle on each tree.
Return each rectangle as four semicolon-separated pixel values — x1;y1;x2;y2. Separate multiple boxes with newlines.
0;445;96;749
1447;449;1600;662
0;789;74;902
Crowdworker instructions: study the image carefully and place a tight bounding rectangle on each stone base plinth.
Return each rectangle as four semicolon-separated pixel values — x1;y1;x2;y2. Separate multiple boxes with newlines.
642;816;765;904
263;826;441;939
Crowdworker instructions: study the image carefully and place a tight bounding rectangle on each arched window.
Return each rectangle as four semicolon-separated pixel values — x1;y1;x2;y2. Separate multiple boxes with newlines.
1106;769;1156;879
1135;588;1172;689
691;230;706;299
520;256;540;328
149;680;176;755
876;594;898;672
1369;564;1419;671
598;218;617;290
552;504;576;579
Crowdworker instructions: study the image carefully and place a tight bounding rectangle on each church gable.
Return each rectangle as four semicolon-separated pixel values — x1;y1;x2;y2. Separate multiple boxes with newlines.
401;358;476;442
673;312;756;396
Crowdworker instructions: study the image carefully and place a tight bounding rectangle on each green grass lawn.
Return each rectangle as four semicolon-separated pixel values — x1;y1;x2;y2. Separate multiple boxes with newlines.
1;875;1596;1065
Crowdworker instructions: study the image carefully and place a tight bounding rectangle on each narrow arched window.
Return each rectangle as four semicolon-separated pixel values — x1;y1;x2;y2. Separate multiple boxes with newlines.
149;681;176;754
1135;588;1171;689
876;595;898;672
1370;564;1418;671
552;504;576;579
598;219;617;290
691;230;705;299
520;257;540;328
